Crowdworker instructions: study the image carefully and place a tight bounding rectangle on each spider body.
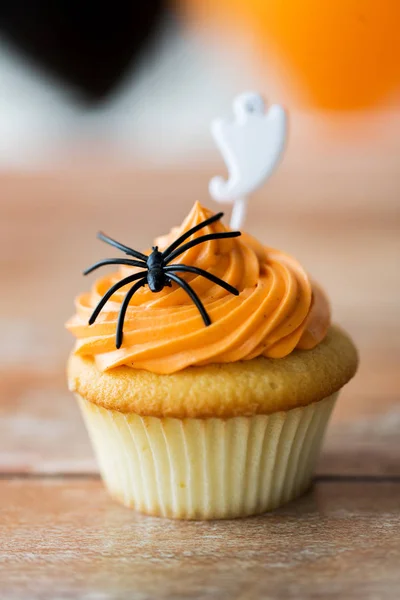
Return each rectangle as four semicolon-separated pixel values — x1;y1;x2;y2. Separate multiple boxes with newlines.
84;212;241;348
147;246;167;292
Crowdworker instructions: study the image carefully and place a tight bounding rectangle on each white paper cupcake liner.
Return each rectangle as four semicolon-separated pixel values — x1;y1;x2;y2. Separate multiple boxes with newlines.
77;392;337;519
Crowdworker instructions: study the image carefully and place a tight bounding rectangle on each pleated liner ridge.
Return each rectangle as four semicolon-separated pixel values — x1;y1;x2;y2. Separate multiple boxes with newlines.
77;393;337;519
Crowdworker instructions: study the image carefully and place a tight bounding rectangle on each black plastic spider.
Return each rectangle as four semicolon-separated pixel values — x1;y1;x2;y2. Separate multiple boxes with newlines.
84;212;241;348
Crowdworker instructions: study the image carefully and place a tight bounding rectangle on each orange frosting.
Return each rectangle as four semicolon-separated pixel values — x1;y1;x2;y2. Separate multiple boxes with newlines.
67;203;330;374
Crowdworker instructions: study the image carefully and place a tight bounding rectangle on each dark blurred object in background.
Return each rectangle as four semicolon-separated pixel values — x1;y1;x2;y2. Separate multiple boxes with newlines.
0;0;165;101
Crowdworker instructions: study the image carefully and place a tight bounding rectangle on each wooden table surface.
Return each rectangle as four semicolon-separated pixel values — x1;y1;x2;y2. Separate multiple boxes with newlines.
0;161;399;599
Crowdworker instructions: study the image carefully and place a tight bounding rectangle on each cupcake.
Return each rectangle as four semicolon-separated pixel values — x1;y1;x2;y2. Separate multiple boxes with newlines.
66;202;358;519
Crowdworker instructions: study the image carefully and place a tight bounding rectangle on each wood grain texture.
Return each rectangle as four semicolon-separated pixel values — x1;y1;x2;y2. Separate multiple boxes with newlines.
1;479;399;600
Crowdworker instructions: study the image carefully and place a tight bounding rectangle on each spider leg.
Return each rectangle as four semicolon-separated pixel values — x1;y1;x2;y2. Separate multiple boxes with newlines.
97;232;148;262
116;277;147;349
167;272;211;326
83;258;148;275
164;231;241;265
165;265;239;296
88;272;147;325
162;212;224;258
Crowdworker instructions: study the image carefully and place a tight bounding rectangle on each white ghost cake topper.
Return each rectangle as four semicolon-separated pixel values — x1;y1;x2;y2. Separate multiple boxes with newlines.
209;92;287;229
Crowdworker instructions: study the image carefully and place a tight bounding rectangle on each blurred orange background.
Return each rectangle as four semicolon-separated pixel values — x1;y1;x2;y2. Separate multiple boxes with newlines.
180;0;400;110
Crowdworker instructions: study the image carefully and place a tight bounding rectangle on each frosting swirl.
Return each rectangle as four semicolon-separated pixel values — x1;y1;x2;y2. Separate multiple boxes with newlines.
67;202;330;374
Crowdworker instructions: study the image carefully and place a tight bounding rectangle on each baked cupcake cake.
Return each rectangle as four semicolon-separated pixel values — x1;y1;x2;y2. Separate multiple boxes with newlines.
66;202;358;519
